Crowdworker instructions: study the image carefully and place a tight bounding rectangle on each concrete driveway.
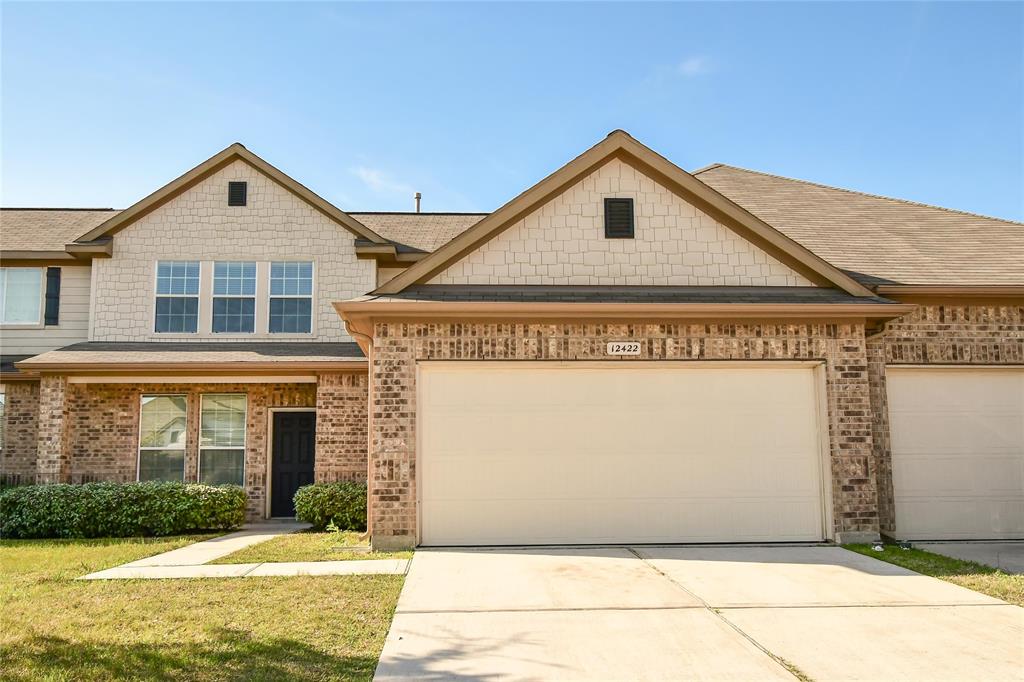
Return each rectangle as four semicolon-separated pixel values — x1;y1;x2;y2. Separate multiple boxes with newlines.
375;546;1023;681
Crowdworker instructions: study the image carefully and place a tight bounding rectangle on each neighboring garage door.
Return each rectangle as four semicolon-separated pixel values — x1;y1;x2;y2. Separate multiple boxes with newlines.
887;368;1024;540
418;362;827;546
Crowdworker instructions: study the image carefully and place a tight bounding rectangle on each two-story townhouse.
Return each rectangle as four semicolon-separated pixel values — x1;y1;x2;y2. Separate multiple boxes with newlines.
2;131;1021;548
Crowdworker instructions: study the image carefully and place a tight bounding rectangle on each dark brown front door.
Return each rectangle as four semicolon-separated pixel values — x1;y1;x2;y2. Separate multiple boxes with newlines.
271;411;316;517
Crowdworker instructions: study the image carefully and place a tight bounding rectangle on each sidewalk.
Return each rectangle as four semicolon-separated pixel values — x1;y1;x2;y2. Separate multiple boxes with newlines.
122;521;311;566
79;521;410;580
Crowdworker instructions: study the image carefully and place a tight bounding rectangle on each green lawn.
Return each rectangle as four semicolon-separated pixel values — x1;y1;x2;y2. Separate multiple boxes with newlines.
845;543;1024;607
0;536;404;681
211;530;413;564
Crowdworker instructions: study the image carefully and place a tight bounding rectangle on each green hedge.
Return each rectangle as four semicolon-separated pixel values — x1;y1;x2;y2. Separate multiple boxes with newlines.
0;482;247;539
293;482;367;531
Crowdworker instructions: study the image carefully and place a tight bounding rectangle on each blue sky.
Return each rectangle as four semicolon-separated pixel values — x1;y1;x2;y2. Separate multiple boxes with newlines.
2;2;1022;220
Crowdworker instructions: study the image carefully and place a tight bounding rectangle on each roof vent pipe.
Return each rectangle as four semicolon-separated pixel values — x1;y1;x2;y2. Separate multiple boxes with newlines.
414;192;421;213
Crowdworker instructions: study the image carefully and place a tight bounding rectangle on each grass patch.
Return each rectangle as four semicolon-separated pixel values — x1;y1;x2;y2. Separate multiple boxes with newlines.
211;530;413;564
0;535;403;681
845;543;1023;607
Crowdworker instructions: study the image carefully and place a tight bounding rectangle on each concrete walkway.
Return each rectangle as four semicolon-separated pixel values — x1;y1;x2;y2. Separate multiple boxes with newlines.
375;546;1023;681
82;558;410;580
121;521;311;566
78;521;409;580
919;541;1024;574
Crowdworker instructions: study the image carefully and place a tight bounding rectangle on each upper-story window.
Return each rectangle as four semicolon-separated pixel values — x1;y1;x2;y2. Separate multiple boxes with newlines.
0;267;43;325
212;262;256;333
153;260;313;335
155;261;200;333
270;262;313;333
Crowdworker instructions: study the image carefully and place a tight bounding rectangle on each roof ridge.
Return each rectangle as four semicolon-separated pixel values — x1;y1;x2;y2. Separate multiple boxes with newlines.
1;207;120;211
695;164;1024;226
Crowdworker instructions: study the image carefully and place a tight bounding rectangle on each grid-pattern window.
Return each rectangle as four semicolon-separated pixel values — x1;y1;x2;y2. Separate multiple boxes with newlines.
212;262;256;333
154;262;199;333
269;262;313;333
0;268;43;325
199;394;246;486
138;395;187;482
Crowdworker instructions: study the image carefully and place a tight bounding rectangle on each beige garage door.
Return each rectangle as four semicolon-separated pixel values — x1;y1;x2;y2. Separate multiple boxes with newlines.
888;368;1024;540
418;362;827;546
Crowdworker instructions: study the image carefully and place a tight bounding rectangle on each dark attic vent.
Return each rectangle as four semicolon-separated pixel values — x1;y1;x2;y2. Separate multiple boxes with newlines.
228;181;248;207
604;198;634;238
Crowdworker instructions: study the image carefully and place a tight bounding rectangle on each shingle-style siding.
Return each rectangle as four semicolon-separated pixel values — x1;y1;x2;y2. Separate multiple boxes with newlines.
26;376;368;520
430;158;813;287
368;321;876;549
89;159;374;342
1;265;92;355
0;382;40;485
869;304;1024;535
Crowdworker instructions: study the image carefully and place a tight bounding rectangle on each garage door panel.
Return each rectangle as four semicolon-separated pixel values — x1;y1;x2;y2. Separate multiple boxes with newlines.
888;368;1024;540
420;364;826;545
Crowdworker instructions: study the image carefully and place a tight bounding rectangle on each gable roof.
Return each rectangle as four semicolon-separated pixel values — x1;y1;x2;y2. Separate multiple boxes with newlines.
695;164;1024;286
1;208;120;256
76;143;389;245
374;131;875;297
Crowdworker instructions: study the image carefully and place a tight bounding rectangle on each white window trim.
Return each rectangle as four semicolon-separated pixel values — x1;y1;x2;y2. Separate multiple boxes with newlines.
0;267;45;329
149;260;316;339
137;393;188;482
211;261;258;335
198;393;247;486
152;261;201;335
268;261;315;335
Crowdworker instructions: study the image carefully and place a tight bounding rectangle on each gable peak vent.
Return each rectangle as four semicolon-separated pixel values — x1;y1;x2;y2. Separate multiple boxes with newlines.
604;197;634;238
228;181;248;207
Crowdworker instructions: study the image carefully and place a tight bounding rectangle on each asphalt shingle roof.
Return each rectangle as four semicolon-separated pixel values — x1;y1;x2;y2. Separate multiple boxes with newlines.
350;213;486;252
368;285;897;305
18;342;365;369
0;208;120;251
695;165;1024;286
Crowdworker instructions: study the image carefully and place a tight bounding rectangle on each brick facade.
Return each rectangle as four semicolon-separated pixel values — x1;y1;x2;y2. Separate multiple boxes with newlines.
16;374;368;520
315;372;370;483
369;320;878;549
869;304;1024;535
0;382;40;485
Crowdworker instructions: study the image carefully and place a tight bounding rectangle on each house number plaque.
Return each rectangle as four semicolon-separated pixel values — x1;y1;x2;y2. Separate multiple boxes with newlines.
606;341;642;356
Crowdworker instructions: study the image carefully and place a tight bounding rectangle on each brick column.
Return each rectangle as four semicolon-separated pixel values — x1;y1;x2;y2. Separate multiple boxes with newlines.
35;375;72;483
0;381;41;485
314;372;369;483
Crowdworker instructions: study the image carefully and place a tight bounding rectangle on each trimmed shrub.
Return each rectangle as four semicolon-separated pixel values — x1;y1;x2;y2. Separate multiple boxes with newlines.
0;482;246;539
293;482;367;531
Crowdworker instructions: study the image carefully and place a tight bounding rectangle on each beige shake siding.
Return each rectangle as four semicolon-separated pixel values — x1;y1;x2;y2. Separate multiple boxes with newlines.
430;158;813;287
89;159;375;343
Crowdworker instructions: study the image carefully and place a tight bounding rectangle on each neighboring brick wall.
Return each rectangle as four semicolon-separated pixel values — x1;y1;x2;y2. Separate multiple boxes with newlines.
315;372;369;483
430;158;813;287
869;304;1024;535
61;382;316;520
89;159;375;342
369;321;876;549
0;382;40;485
